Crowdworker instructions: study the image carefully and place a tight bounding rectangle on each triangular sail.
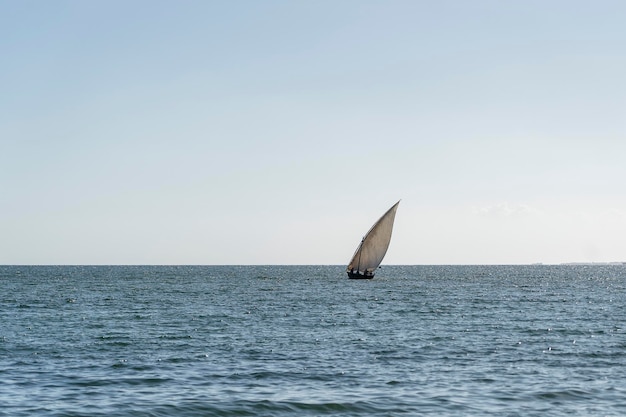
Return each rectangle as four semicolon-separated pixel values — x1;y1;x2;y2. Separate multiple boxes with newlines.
347;201;400;277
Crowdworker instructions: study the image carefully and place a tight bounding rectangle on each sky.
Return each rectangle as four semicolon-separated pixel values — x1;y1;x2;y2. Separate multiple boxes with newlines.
2;0;626;265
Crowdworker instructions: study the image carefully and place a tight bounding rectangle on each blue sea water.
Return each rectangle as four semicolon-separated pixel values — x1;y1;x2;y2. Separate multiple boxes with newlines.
1;265;626;416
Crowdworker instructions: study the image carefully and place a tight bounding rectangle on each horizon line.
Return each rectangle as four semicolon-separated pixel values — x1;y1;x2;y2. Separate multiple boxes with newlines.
2;262;625;267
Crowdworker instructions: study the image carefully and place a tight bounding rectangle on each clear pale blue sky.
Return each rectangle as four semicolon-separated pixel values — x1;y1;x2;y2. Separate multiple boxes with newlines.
2;1;625;265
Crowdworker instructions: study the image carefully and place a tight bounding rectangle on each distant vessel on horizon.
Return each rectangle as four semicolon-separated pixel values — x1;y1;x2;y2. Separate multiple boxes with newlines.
347;201;400;279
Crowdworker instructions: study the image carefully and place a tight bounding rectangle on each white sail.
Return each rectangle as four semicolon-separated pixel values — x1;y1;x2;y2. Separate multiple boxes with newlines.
347;201;400;277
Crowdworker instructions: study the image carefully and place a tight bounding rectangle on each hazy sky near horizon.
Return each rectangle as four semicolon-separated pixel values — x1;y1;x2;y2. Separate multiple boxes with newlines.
2;1;626;265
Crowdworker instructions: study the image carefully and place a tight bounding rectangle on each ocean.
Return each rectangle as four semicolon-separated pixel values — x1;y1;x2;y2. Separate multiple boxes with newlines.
1;265;626;416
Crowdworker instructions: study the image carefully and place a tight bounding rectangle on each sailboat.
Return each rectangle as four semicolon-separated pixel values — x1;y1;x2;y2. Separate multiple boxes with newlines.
347;200;400;279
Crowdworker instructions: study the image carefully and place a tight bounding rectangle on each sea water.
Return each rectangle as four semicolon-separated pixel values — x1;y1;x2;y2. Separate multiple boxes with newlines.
1;265;626;416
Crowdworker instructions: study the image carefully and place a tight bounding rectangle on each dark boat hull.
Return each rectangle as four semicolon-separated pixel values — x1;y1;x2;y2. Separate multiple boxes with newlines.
347;271;374;279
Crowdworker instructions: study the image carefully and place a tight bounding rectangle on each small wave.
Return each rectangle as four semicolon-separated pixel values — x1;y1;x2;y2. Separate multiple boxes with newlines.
139;399;401;416
532;389;593;401
69;376;172;388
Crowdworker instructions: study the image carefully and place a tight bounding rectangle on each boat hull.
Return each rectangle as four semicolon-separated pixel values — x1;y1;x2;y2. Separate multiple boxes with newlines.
347;271;374;279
